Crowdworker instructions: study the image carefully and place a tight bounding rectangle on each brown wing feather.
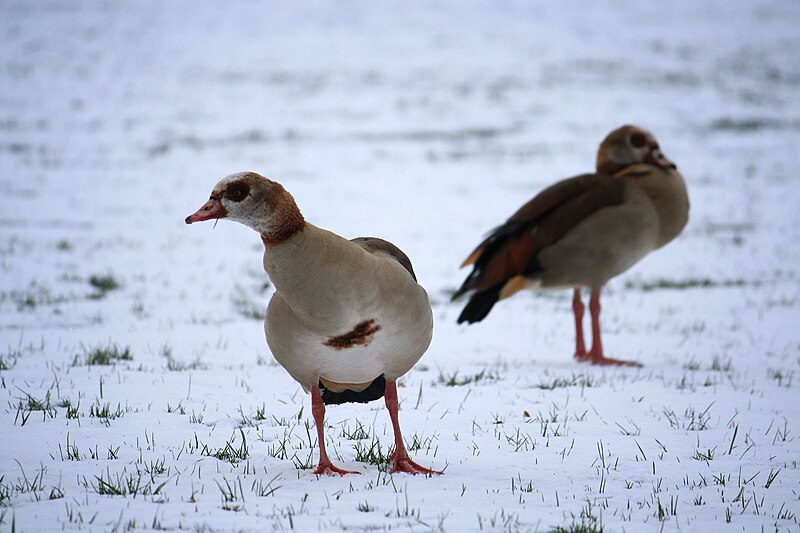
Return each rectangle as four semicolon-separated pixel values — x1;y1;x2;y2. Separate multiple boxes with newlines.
469;233;535;292
351;237;417;281
460;174;603;267
455;173;625;299
507;174;607;224
531;178;626;250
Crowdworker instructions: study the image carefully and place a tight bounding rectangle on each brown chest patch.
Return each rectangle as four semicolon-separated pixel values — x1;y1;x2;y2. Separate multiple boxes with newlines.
323;319;382;350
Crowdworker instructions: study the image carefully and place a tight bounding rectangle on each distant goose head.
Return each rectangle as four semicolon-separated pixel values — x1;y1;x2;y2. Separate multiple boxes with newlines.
185;171;305;243
596;124;677;175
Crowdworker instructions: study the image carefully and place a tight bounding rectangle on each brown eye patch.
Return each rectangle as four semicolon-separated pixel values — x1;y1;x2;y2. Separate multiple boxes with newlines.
630;132;647;148
225;181;250;202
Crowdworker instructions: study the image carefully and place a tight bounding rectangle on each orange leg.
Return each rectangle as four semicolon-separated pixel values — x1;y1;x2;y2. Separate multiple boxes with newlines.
311;385;359;476
572;288;588;360
384;381;441;475
585;290;642;367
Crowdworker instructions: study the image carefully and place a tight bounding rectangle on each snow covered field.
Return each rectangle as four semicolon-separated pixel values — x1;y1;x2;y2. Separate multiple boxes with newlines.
2;1;799;531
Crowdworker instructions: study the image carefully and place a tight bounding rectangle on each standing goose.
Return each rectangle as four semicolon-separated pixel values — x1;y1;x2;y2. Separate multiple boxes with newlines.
186;172;439;475
453;125;689;367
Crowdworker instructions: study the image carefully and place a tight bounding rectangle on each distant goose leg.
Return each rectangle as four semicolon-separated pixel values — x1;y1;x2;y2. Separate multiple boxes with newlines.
385;381;441;475
311;386;359;475
587;290;642;367
572;288;588;360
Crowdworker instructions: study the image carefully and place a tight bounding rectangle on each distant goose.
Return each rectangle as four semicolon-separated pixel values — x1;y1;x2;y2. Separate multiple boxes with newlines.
453;125;690;366
186;172;439;475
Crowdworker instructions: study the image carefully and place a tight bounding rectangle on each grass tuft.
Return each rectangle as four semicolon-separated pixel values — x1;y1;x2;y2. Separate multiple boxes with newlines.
89;401;125;421
692;447;716;462
75;344;133;366
0;476;10;505
353;437;392;469
88;468;167;497
537;373;594;390
358;500;375;512
9;283;69;311
59;398;81;419
191;430;250;464
15;390;57;425
216;477;245;511
161;345;206;371
709;354;732;372
626;277;747;292
251;474;281;498
0;350;20;370
340;420;372;440
435;368;500;387
549;522;604;533
87;274;121;299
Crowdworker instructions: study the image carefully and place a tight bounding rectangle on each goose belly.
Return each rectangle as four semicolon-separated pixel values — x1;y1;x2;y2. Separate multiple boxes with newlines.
538;199;660;290
264;292;433;391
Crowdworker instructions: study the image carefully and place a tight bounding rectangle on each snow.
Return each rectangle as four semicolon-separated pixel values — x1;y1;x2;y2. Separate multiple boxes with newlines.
1;0;799;531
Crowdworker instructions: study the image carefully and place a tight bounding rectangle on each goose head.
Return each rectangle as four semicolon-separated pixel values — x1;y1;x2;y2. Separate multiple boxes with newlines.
596;125;676;175
185;171;305;243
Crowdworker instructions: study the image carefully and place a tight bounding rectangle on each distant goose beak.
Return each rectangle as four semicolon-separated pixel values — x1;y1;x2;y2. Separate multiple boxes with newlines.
647;148;677;170
185;197;227;224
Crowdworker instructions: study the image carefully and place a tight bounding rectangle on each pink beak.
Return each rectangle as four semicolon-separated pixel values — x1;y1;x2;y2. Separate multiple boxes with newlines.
647;147;677;170
185;197;227;224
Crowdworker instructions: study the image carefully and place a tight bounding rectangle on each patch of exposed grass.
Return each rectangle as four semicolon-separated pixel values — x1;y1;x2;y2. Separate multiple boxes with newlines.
655;495;679;522
536;373;594;390
0;350;19;370
238;403;268;427
166;402;185;415
160;345;206;371
709;117;800;132
408;432;438;453
216;477;245;512
340;420;371;440
692;447;716;462
251;474;281;498
626;277;748;292
358;500;375;512
89;401;125;421
141;458;167;477
662;403;713;431
549;524;604;533
87;274;121;299
190;430;250;464
767;368;793;387
75;344;133;366
59;398;80;419
549;500;604;533
87;468;168;497
0;480;10;506
353;437;392;469
435;368;500;387
4;284;69;311
14;390;57;425
708;354;732;372
682;359;701;371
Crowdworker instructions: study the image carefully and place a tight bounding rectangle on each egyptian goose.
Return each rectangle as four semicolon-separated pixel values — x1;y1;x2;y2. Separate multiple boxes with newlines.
186;172;439;475
453;125;690;367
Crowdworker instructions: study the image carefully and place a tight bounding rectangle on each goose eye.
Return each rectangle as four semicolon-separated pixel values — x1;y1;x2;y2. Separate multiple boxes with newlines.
226;182;250;202
630;132;647;148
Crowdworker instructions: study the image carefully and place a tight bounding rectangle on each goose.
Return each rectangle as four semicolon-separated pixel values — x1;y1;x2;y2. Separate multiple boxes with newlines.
186;172;439;475
453;125;690;367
